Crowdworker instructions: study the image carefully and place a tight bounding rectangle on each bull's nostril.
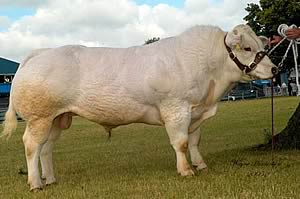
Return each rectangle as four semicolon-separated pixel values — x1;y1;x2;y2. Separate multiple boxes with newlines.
271;67;278;75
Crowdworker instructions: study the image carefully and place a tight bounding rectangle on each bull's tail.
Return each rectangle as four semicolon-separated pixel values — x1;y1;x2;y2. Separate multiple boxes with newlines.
1;93;17;140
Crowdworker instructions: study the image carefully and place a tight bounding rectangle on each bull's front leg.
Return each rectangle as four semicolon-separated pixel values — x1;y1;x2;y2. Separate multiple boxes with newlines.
188;129;207;171
161;100;194;176
187;105;217;171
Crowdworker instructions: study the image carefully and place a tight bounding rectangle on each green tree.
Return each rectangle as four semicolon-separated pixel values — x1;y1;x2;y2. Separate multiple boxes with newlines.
245;0;300;69
144;37;160;45
244;0;300;149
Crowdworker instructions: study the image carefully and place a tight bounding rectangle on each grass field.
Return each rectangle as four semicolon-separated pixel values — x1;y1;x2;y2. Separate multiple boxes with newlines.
0;97;300;198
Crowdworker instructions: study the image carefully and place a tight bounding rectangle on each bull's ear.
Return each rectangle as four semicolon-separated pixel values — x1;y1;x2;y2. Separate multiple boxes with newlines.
259;36;269;48
225;29;241;49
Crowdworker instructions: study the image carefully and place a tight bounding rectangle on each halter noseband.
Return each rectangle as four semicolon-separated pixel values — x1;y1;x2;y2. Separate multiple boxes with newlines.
224;34;268;74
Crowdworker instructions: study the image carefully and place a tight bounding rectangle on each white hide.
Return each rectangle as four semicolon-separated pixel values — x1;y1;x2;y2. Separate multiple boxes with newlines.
1;24;276;190
12;25;274;124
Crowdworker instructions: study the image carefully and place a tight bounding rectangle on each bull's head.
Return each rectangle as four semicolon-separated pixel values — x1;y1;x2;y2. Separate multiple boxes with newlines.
225;24;278;81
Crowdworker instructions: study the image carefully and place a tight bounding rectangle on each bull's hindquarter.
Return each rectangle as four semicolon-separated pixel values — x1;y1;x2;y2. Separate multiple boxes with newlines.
12;26;236;190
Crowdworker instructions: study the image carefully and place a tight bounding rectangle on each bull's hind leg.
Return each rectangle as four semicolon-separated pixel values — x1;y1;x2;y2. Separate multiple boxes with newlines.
22;119;52;191
40;113;72;185
188;129;207;170
40;125;62;185
161;101;194;176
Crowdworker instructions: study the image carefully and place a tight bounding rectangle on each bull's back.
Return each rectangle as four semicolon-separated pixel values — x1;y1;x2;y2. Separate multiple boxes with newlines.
11;45;152;123
12;43;176;125
71;47;163;125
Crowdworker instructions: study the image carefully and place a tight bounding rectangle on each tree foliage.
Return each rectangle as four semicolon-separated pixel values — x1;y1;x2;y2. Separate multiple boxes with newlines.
144;37;160;45
244;0;300;149
244;0;300;36
244;0;300;71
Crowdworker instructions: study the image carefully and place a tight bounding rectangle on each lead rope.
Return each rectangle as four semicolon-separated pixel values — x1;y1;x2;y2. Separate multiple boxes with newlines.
268;24;300;158
268;24;300;95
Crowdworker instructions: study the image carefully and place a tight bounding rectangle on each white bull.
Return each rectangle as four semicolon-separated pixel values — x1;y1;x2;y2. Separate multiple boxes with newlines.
1;24;277;191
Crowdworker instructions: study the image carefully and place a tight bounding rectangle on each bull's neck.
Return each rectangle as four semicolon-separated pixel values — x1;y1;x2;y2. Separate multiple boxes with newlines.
206;33;243;103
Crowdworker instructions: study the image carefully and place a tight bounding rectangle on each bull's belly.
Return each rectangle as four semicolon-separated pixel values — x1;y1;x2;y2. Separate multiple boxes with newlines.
71;98;163;127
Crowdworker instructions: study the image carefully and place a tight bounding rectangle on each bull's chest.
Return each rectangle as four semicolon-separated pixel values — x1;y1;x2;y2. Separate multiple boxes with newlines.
190;79;216;120
191;104;210;120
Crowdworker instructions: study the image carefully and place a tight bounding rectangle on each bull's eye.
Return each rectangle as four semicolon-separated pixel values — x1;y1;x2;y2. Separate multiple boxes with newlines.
244;47;252;51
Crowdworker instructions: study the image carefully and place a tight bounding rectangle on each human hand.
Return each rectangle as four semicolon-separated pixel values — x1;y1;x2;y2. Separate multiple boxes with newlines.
269;35;282;45
285;28;300;39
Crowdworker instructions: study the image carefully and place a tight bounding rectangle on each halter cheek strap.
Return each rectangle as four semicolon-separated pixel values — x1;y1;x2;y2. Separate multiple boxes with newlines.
224;35;267;74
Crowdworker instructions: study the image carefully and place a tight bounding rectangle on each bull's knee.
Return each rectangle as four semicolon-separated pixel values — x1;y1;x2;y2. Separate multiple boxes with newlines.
23;134;36;159
40;144;51;157
173;138;194;176
178;139;188;153
171;136;188;152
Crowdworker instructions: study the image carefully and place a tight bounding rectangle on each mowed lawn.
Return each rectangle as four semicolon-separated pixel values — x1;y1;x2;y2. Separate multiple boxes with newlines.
0;97;300;198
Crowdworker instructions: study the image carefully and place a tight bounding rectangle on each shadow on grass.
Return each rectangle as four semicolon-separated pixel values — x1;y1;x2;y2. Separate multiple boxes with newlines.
51;143;300;186
202;145;300;175
6;143;300;198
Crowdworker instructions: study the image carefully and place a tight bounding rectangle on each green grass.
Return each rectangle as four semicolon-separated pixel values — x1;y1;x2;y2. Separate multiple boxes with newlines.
0;97;299;198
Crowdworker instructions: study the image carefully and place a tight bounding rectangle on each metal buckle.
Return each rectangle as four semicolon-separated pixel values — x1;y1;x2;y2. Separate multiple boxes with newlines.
229;51;236;60
248;62;257;69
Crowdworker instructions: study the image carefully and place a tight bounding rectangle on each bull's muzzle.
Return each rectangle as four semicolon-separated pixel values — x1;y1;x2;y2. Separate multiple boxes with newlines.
271;67;279;76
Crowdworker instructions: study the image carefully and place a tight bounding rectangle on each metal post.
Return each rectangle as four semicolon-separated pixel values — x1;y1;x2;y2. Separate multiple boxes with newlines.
291;41;300;96
271;78;275;163
295;64;300;96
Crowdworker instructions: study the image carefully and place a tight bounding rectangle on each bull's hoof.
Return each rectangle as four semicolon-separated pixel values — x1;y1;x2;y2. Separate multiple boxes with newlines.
29;179;43;192
179;169;195;176
45;177;57;186
46;181;57;187
193;162;208;171
30;186;43;192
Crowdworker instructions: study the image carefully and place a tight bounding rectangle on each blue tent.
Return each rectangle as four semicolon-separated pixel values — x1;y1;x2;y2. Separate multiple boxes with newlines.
0;57;19;95
0;57;19;75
